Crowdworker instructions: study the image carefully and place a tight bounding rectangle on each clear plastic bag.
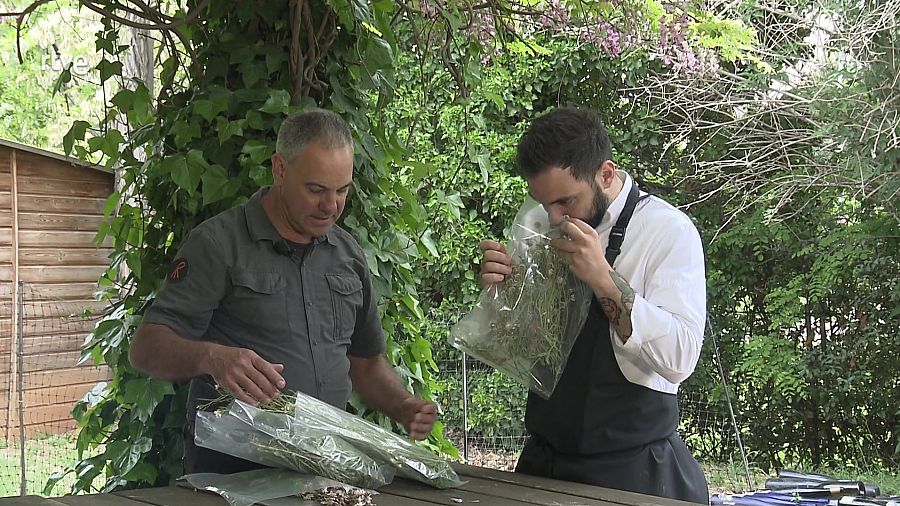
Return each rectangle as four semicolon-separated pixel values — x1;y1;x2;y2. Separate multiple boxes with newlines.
194;391;463;490
195;399;395;489
288;391;462;489
180;468;361;506
448;197;592;399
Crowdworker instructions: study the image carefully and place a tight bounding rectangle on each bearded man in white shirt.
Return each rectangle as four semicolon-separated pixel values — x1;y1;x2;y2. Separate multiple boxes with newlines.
479;107;709;504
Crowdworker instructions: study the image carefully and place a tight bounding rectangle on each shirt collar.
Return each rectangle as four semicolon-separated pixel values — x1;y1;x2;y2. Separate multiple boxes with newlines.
596;170;634;233
244;186;336;245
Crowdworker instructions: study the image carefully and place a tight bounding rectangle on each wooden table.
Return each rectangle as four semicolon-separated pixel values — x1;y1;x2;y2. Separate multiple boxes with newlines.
2;464;695;506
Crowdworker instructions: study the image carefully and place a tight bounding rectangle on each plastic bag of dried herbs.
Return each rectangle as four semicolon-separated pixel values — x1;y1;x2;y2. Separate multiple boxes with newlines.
449;196;592;399
180;468;375;506
194;390;463;490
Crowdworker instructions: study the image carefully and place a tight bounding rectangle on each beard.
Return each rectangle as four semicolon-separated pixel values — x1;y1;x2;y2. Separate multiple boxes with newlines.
585;183;611;229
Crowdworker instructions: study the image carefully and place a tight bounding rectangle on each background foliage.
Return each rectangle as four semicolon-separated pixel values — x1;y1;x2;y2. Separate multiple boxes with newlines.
0;0;896;494
0;0;103;148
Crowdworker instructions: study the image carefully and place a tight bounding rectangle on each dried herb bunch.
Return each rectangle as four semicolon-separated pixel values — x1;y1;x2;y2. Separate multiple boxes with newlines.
198;390;462;490
451;222;590;398
299;487;375;506
249;435;388;490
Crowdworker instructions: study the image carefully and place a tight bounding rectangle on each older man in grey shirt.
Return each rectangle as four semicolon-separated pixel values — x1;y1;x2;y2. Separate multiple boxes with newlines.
130;108;437;474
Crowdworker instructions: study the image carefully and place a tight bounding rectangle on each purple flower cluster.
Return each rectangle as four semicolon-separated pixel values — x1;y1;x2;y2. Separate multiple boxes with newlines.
430;0;718;72
658;14;719;76
536;0;628;58
538;0;571;29
578;21;625;58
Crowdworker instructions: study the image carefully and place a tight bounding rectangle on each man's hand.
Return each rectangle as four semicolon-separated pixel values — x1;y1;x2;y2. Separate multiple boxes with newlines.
479;240;512;289
350;355;438;439
550;217;611;290
552;217;638;342
400;396;437;440
204;344;286;406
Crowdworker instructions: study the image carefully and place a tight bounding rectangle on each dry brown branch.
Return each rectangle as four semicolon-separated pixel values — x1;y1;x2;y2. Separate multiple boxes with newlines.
79;0;209;31
620;0;900;234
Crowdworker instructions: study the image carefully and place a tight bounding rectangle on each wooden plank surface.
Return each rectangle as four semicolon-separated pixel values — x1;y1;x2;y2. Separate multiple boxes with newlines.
0;497;69;506
15;282;104;300
22;318;98;338
23;332;97;355
14;151;113;185
20;403;78;425
0;146;9;171
381;478;528;505
17;213;107;232
53;495;147;506
22;299;104;319
17;248;112;267
454;473;618;505
21;366;107;389
21;383;106;408
0;298;104;318
14;265;109;284
123;484;460;506
19;350;88;372
454;464;696;506
0;473;695;506
0;141;110;175
17;195;106;215
114;487;229;506
373;494;440;505
16;177;111;199
17;231;110;249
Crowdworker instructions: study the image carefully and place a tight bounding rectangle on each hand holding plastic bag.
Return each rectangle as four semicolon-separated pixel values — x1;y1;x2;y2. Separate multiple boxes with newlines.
449;197;591;398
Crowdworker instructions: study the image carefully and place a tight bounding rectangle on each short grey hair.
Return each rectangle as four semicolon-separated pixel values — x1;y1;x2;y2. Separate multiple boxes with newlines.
275;108;353;161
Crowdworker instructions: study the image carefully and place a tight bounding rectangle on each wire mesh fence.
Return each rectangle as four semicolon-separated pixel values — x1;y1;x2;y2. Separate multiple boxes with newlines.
0;281;108;498
433;348;749;479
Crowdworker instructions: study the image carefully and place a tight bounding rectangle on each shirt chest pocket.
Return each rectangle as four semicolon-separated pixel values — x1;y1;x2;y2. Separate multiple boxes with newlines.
228;269;287;327
325;274;363;343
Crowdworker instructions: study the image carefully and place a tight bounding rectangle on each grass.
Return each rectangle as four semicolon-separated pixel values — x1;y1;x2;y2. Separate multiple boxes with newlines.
0;434;78;498
703;460;900;495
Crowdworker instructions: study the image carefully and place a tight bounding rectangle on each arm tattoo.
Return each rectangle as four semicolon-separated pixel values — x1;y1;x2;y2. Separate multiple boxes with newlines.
600;270;635;343
598;298;619;326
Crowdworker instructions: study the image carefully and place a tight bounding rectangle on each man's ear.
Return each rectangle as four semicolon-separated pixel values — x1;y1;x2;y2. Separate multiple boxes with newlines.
271;153;286;185
595;160;618;189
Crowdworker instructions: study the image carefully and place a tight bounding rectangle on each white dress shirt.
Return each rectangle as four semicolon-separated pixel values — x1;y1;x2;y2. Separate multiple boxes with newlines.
595;171;706;393
513;171;706;394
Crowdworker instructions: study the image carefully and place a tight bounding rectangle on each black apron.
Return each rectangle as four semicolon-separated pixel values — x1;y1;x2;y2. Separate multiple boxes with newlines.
517;185;709;504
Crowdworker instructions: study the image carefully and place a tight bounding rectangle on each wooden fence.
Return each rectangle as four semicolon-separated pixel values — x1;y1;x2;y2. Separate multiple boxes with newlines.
0;140;113;439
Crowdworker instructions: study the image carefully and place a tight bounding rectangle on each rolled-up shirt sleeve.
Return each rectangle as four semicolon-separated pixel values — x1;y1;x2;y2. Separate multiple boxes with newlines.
613;217;706;385
142;226;229;340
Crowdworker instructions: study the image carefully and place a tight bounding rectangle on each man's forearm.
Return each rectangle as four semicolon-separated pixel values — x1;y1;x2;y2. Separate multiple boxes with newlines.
349;356;411;422
129;323;215;381
594;270;636;343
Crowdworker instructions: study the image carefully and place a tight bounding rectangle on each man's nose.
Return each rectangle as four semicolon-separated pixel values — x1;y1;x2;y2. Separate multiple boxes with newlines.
546;208;566;226
320;194;339;213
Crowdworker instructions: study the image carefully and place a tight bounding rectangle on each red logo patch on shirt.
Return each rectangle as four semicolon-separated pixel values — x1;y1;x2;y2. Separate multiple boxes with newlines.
168;258;189;283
